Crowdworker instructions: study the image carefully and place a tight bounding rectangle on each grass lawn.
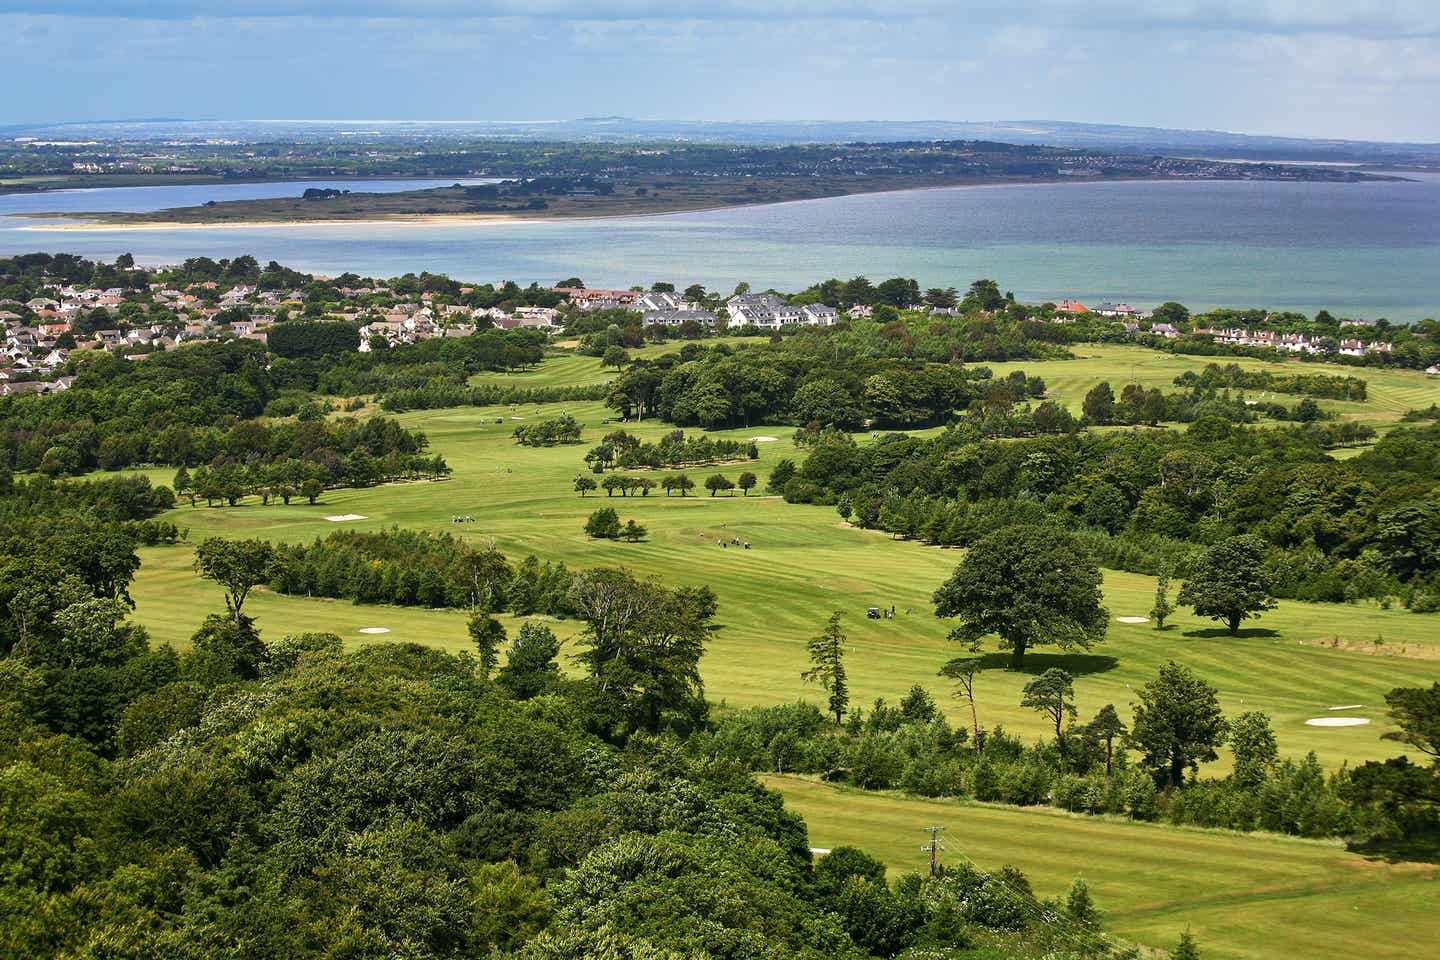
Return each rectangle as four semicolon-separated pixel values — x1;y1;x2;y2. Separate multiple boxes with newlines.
133;390;1439;773
766;775;1440;960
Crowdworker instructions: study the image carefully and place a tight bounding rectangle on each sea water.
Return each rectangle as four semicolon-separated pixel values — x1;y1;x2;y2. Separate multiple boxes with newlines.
2;174;1436;320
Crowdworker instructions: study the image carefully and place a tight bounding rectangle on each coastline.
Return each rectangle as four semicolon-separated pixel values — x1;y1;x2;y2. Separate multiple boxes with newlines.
9;174;1381;232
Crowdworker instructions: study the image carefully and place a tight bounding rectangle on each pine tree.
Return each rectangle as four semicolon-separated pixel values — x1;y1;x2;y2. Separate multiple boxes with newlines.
1066;877;1098;923
1172;930;1202;960
803;611;849;724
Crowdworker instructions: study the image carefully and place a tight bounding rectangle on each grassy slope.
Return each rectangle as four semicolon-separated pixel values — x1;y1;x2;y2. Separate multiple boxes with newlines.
767;776;1440;960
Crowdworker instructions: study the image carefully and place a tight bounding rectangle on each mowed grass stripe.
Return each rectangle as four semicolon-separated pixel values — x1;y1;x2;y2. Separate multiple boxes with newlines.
765;775;1440;960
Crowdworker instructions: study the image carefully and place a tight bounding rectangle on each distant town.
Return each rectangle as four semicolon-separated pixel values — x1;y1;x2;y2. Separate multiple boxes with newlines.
2;255;1434;396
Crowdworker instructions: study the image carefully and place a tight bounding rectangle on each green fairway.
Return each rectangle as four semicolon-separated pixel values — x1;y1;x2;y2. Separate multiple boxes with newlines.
132;392;1440;773
981;343;1437;431
766;775;1440;960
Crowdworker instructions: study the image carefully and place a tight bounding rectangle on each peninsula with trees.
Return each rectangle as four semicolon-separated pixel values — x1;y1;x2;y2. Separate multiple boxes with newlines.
10;136;1401;226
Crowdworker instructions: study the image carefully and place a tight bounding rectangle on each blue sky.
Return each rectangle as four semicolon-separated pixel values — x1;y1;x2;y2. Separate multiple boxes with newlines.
6;1;1439;141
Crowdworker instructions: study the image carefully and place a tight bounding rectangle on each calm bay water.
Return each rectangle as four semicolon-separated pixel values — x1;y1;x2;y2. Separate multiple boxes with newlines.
2;175;1437;319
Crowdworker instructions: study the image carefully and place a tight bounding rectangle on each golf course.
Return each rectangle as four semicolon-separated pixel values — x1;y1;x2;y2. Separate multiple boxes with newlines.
108;341;1440;958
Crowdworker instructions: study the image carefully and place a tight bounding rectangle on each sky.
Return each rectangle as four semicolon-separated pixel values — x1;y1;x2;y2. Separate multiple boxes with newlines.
5;1;1439;142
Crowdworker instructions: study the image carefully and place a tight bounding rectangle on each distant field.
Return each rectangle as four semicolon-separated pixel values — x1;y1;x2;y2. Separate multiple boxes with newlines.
130;384;1440;773
984;343;1435;431
768;776;1440;960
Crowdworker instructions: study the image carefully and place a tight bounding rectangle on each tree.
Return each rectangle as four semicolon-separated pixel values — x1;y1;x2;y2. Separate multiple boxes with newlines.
737;471;757;496
1020;668;1076;742
188;612;268;681
574;475;597;497
1130;661;1228;789
1150;562;1176;629
961;279;1006;312
49;597;146;670
1171;930;1202;960
1372;501;1440;581
792;379;863;429
673;473;695;497
173;466;192;504
1381;682;1440;760
1087;704;1127;783
601;345;630;369
1152;301;1191;327
585;507;622;540
497;621;560;699
923;286;958;309
621;519;647;542
1229;711;1278;789
569;568;716;733
468;608;506;680
1082;382;1115;424
193;538;275;626
1344;683;1440;822
932;525;1108;668
767;459;796;495
300;477;324;504
457;542;511;610
939;657;984;749
704;473;734;497
803;611;849;724
1177;534;1276;634
1066;878;1098;923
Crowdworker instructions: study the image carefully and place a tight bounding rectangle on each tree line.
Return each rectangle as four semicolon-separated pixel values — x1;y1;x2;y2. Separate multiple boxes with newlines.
265;530;576;615
606;337;988;430
1173;362;1368;401
787;417;1440;610
585;428;759;471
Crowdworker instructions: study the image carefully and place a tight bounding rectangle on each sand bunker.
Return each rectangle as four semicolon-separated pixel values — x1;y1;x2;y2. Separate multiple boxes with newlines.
750;436;780;442
810;848;832;855
325;514;367;522
1116;616;1150;624
1305;717;1371;727
1328;704;1364;711
358;627;391;635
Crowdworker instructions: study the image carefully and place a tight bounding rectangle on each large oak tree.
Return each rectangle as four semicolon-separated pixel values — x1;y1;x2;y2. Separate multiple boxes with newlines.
932;525;1108;668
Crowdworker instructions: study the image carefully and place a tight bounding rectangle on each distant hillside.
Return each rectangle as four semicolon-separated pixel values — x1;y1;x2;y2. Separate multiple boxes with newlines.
7;117;1440;164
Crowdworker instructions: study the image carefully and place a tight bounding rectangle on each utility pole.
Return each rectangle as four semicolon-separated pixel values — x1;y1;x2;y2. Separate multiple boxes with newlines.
920;826;945;877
